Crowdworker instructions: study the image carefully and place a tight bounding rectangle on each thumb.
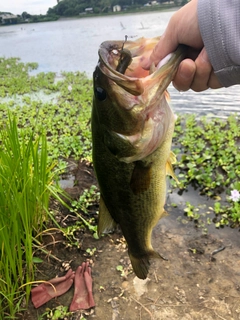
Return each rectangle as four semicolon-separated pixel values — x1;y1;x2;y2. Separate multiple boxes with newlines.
150;32;178;66
141;30;178;70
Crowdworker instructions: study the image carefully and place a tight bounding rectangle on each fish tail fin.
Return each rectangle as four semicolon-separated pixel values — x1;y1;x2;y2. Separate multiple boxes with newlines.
97;196;116;236
129;250;167;280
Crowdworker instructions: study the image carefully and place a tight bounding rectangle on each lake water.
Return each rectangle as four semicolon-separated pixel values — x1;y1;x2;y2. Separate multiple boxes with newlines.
0;10;239;118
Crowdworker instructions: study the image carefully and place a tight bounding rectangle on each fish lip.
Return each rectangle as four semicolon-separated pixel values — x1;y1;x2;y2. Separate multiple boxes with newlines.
98;41;144;96
98;40;187;98
98;40;186;82
98;41;136;81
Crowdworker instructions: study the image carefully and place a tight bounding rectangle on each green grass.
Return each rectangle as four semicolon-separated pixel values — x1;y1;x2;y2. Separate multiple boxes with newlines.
0;115;59;318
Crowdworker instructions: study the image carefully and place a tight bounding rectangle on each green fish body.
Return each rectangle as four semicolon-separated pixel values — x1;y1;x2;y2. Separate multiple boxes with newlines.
92;38;185;279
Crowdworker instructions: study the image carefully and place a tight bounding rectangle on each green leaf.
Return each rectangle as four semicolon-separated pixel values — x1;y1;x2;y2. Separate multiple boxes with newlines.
32;257;43;264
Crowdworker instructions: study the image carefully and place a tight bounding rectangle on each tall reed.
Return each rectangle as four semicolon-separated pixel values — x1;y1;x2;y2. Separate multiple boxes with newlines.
0;115;56;319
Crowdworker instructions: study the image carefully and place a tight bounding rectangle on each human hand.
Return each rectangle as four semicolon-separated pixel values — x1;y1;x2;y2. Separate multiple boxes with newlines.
142;0;222;92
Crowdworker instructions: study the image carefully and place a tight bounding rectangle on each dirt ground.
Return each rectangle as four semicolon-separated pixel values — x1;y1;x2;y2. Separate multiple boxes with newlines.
22;161;240;320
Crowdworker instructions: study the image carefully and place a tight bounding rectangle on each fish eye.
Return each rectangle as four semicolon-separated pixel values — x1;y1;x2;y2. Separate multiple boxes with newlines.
94;86;107;101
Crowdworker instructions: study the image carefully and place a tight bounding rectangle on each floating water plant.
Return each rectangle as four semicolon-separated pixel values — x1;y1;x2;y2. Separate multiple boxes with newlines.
0;57;93;164
172;113;240;225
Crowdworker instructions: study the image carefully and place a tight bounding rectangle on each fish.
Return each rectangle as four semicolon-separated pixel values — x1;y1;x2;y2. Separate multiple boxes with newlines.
91;37;186;279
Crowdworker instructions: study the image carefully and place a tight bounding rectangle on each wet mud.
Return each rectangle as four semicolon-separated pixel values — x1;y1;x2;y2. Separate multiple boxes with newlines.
23;161;240;320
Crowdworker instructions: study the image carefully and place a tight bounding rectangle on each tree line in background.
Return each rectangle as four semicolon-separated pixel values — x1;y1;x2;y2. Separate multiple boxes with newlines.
47;0;185;17
1;0;187;24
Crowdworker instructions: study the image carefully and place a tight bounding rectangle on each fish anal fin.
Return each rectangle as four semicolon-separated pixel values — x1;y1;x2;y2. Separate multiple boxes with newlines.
130;161;152;195
166;151;179;184
129;250;167;280
162;210;169;218
97;196;116;236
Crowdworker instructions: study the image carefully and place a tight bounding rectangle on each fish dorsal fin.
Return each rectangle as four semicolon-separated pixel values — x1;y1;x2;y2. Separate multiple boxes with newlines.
97;196;116;236
166;151;179;183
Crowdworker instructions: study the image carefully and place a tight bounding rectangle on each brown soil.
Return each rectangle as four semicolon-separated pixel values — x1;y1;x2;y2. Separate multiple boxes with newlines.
21;160;240;320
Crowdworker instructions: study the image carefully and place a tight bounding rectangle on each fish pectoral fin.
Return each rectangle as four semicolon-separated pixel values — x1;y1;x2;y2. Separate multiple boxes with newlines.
130;161;152;195
97;196;116;236
166;151;179;184
169;150;177;164
129;250;167;280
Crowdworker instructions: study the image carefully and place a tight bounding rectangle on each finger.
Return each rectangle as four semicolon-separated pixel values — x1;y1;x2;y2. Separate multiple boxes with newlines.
191;48;212;92
150;34;178;67
172;59;196;91
87;265;92;277
146;0;201;69
208;70;222;89
142;13;181;70
141;35;175;69
49;269;74;284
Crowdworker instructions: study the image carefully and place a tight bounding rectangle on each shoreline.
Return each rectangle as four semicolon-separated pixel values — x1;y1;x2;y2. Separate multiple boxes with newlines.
0;6;180;26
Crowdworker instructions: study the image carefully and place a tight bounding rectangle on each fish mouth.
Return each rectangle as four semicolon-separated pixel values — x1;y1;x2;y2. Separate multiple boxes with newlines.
98;38;187;96
95;39;187;162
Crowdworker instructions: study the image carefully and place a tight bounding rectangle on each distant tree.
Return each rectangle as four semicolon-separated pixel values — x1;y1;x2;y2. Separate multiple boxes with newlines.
21;11;31;19
56;1;69;15
46;0;180;18
30;15;39;22
75;4;85;14
98;0;111;12
64;8;75;15
47;7;55;15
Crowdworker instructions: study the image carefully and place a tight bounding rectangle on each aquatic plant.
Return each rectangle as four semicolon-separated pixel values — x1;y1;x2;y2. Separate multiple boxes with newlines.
213;185;240;227
0;115;58;318
69;185;100;239
229;189;240;202
172;113;240;227
0;57;93;164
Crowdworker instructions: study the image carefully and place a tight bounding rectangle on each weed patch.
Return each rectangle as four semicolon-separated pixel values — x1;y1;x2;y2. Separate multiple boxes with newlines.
0;115;59;318
172;114;240;227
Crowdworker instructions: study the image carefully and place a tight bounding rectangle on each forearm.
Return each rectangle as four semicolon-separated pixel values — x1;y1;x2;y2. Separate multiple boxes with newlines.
198;0;240;87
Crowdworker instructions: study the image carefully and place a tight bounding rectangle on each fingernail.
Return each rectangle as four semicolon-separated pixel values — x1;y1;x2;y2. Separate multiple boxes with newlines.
157;53;173;69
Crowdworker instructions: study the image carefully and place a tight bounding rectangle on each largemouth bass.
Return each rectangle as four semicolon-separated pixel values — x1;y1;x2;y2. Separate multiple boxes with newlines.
92;37;185;279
